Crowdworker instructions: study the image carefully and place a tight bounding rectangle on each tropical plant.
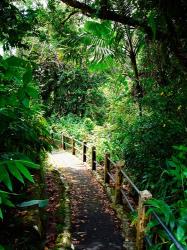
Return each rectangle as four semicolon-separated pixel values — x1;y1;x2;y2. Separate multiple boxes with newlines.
146;146;187;249
0;55;51;218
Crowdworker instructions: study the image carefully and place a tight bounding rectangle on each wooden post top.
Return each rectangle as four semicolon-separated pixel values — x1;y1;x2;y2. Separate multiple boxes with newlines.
116;160;125;169
139;190;152;201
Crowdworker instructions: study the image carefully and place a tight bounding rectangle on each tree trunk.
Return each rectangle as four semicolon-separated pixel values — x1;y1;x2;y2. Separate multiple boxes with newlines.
129;49;143;116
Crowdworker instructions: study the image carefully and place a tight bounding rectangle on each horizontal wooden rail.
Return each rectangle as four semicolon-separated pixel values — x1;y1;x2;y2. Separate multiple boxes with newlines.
74;146;82;152
107;172;115;182
121;189;135;212
73;138;83;145
121;169;140;194
60;132;185;250
95;162;103;168
86;155;92;161
85;144;90;149
108;157;116;166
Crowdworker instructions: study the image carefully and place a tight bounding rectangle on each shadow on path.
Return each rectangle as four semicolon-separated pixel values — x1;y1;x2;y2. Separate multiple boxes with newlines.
50;150;124;250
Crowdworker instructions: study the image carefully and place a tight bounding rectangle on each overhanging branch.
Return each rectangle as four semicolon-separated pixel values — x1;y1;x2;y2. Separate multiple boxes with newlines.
60;0;151;33
62;10;79;24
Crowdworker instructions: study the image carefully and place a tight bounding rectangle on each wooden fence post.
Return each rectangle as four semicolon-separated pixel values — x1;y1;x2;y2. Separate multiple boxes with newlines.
114;160;124;205
136;190;152;250
83;142;87;162
72;138;75;155
62;133;66;150
104;153;110;184
91;146;96;171
61;133;63;148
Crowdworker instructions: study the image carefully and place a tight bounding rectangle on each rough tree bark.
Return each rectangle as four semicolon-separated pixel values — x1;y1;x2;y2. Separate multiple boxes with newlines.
60;0;152;32
126;28;143;116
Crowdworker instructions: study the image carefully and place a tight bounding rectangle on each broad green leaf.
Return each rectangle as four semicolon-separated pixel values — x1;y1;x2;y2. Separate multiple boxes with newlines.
0;166;13;191
146;198;173;224
7;162;24;184
18;199;48;208
26;86;38;99
0;190;18;195
82;36;92;45
4;56;27;68
18;88;26;99
173;145;187;152
147;11;157;39
176;226;185;241
167;160;176;168
183;170;187;177
84;20;112;39
17;160;39;169
88;56;114;72
0;208;3;220
169;243;177;250
0;245;4;250
23;69;32;84
15;162;34;183
22;98;30;108
3;198;14;208
146;219;159;232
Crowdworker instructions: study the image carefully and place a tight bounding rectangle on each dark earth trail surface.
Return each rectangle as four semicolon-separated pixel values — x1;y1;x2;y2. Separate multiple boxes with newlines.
51;151;124;250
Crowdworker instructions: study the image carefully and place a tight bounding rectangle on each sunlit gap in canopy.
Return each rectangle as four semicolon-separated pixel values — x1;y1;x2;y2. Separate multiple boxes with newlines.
13;0;48;10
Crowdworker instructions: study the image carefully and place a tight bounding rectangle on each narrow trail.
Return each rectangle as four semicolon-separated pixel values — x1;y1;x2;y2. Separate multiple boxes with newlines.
50;150;124;250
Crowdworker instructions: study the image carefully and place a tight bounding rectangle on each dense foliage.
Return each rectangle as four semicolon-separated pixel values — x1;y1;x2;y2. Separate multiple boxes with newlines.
1;0;187;249
0;55;52;206
35;61;106;120
0;3;52;249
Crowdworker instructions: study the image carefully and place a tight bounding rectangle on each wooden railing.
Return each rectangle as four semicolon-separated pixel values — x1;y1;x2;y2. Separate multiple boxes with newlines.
60;133;185;250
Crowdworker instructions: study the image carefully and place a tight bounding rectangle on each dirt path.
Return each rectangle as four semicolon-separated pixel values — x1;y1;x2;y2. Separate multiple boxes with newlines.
50;150;124;250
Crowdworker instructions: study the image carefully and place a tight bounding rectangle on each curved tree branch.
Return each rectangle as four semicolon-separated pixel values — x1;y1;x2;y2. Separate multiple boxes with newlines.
60;0;151;33
62;10;79;25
